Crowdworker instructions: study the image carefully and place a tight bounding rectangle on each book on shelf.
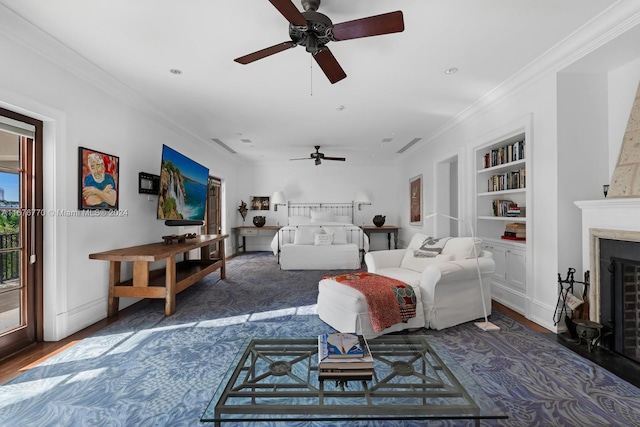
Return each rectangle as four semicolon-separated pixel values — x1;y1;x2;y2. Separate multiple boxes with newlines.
504;231;526;237
506;222;526;228
501;235;526;241
482;140;525;169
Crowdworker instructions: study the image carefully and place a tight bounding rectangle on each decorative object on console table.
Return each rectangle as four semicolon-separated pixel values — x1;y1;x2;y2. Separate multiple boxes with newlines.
238;201;248;223
252;216;266;227
161;233;197;244
409;175;422;225
373;215;386;227
78;146;119;210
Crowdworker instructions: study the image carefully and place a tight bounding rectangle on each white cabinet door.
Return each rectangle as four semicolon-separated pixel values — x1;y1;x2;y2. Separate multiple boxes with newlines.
481;242;507;284
506;247;526;292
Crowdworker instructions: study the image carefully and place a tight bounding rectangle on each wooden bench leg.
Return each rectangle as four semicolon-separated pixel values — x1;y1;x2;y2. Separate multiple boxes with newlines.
165;255;177;316
107;261;121;317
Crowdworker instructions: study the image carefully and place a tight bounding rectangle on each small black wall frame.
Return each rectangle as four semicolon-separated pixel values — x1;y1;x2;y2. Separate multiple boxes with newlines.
139;172;160;195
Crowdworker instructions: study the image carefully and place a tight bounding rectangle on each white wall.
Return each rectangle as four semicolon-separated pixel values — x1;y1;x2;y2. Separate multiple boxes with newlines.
556;73;609;278
0;13;242;340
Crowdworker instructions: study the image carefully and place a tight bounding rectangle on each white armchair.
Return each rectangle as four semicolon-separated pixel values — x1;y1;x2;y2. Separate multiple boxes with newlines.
364;234;495;330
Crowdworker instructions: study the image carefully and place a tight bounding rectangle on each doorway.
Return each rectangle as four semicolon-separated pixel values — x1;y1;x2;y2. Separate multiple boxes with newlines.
207;176;222;258
0;108;43;360
435;154;460;236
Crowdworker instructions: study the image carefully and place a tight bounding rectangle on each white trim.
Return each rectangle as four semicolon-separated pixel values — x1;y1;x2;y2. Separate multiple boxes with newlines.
0;89;69;341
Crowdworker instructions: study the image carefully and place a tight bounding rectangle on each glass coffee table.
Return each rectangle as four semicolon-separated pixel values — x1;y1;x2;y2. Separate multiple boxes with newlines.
201;335;506;426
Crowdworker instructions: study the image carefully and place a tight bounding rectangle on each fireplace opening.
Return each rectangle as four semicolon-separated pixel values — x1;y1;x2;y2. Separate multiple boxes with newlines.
599;239;640;365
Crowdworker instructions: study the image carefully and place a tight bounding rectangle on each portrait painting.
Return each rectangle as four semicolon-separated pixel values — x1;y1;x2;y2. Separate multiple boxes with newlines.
78;147;119;210
410;174;422;225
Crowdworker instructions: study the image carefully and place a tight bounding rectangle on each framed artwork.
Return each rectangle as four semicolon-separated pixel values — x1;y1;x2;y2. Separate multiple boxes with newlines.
409;174;422;225
78;147;119;210
250;196;270;211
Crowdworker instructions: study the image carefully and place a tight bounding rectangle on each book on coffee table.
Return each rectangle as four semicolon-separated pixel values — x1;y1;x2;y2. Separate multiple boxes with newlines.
317;334;373;380
320;333;365;358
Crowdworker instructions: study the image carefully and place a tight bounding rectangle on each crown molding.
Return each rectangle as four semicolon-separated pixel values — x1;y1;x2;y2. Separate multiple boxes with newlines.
420;0;640;149
0;4;238;165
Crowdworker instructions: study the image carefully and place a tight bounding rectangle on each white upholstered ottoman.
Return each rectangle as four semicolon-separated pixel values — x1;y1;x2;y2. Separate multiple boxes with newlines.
317;275;426;338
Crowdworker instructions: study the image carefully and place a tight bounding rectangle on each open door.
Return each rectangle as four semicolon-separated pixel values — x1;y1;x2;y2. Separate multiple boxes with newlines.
206;176;222;258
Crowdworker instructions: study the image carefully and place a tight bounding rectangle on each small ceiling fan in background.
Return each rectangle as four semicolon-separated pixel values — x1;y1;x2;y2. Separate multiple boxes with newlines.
290;146;346;165
234;0;404;84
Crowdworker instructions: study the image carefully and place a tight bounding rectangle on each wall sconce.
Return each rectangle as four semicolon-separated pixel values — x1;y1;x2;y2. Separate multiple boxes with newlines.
353;191;371;210
271;191;287;211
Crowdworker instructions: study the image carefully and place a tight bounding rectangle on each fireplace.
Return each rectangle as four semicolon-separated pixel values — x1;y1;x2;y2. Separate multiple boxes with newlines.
598;238;640;364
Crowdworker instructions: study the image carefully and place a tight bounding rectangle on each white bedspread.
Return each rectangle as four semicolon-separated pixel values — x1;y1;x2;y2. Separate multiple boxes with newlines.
270;223;369;270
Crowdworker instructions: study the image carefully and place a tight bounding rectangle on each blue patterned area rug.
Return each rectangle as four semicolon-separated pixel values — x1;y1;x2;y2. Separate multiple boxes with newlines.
1;252;639;426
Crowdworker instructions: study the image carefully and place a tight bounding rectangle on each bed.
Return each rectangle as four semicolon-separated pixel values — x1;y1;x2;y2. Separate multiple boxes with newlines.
270;203;369;270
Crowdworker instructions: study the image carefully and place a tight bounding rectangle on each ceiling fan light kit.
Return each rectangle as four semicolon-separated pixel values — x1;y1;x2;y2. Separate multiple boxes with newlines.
234;0;404;84
290;145;345;165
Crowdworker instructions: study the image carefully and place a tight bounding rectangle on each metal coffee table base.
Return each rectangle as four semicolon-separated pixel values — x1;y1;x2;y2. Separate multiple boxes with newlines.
201;335;506;425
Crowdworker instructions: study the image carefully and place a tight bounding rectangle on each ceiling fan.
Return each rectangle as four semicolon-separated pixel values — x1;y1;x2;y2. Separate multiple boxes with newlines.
290;146;346;165
234;0;404;84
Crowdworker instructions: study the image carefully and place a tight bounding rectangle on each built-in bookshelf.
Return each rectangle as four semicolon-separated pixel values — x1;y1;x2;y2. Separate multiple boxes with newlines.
475;132;527;240
475;129;529;315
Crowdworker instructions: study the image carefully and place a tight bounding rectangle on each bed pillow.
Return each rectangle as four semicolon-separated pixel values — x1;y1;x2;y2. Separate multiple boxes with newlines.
333;215;353;224
313;229;333;245
310;210;335;223
325;227;348;244
289;216;312;226
294;228;316;245
400;252;453;273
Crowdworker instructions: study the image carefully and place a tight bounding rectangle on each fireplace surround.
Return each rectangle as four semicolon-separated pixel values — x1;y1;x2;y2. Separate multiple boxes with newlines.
576;199;640;365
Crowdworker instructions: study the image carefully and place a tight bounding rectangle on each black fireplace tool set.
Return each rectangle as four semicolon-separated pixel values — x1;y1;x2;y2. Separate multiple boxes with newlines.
554;268;603;351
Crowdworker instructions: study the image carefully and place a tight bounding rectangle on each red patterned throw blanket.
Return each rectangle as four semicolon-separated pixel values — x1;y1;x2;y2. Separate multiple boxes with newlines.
323;272;417;333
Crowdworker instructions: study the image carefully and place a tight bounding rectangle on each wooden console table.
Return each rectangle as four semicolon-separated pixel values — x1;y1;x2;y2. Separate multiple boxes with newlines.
361;226;400;250
231;226;281;255
89;234;228;317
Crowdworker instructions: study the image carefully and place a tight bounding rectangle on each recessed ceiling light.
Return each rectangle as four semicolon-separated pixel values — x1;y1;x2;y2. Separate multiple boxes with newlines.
444;67;458;75
169;69;182;75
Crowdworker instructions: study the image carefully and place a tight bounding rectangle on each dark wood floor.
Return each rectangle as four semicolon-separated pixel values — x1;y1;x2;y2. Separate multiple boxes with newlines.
1;301;638;388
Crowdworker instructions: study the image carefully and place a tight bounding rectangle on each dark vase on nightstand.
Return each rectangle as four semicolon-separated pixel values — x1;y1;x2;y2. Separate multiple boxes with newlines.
373;215;386;227
253;216;266;227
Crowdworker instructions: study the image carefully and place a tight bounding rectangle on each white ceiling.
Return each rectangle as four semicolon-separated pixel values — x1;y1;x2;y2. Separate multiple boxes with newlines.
0;0;625;165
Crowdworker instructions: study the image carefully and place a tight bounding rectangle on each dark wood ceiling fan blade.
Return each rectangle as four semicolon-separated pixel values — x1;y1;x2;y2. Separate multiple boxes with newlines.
313;48;347;84
332;11;404;41
234;42;296;64
268;0;307;26
289;157;311;161
323;157;346;161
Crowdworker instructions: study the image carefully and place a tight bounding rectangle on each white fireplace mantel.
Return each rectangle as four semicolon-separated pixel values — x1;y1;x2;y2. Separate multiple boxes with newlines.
575;198;640;321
